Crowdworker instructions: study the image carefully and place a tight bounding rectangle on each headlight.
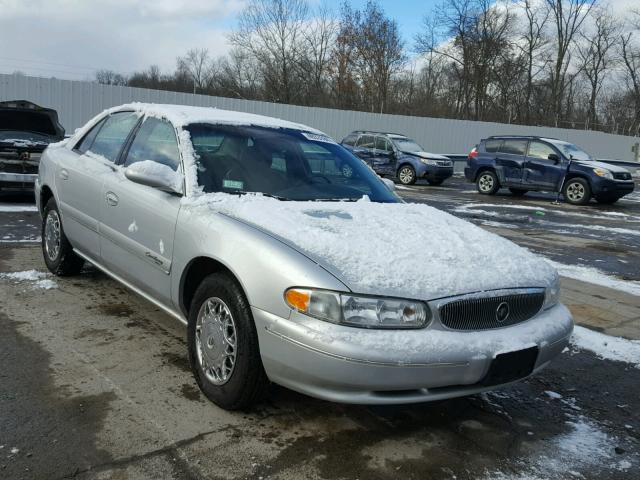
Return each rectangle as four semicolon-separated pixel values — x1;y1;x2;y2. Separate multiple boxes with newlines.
285;288;431;329
420;158;438;166
593;167;613;179
543;276;561;310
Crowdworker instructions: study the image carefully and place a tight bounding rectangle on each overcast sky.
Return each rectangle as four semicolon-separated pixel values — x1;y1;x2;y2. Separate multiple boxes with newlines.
0;0;636;80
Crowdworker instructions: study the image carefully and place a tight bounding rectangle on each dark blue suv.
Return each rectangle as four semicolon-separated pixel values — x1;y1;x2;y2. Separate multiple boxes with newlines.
341;131;453;185
465;136;635;205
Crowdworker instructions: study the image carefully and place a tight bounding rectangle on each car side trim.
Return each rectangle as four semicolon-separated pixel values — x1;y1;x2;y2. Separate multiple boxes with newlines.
73;248;187;325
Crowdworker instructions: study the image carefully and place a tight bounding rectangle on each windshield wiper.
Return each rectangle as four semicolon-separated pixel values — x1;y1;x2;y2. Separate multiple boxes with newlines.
230;190;292;201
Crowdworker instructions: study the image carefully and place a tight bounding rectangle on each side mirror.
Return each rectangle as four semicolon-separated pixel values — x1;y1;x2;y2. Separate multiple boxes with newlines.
380;177;396;191
548;153;560;163
125;161;184;195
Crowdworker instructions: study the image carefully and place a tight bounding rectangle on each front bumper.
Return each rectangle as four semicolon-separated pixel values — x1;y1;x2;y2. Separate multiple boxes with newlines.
253;303;573;404
0;172;37;189
419;165;454;181
592;178;635;197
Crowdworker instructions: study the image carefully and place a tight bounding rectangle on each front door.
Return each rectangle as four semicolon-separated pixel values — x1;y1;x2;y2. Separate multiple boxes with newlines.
353;134;376;168
494;139;527;185
372;136;396;176
99;117;182;305
524;141;565;191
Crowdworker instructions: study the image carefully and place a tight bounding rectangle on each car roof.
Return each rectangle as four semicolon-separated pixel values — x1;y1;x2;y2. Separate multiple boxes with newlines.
108;103;323;134
348;130;408;138
485;135;559;141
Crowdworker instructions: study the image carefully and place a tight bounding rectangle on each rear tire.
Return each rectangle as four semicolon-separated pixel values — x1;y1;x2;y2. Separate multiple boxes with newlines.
427;179;444;186
563;177;591;205
509;188;528;196
397;165;416;185
41;198;84;276
187;273;269;410
476;171;500;195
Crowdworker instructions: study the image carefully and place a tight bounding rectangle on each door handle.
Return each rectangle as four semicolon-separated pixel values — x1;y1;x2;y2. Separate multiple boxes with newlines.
105;191;119;206
59;169;69;180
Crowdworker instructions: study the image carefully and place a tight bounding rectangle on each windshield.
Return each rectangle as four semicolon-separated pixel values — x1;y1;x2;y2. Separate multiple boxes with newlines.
0;130;51;143
186;124;400;202
392;137;424;153
546;140;593;161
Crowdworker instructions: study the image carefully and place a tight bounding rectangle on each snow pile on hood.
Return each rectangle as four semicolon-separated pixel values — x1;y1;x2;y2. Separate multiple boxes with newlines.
183;193;556;299
403;151;450;161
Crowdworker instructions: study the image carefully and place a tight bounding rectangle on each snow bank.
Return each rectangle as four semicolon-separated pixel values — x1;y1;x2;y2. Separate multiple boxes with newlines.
571;326;640;368
1;270;58;289
182;193;557;299
545;259;640;296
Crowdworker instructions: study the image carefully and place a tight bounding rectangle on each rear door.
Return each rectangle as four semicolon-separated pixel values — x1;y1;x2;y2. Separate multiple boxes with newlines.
353;134;376;167
372;136;396;175
494;139;527;185
99;117;182;305
55;112;139;259
524;140;565;191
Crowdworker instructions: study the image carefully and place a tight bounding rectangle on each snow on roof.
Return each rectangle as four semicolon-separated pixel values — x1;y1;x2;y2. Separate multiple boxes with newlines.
118;102;323;133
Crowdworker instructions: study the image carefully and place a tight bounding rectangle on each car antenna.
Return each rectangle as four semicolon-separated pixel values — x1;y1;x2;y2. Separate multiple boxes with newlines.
552;154;574;205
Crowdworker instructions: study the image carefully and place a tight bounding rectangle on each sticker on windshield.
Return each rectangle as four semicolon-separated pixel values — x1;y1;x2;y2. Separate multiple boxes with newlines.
223;180;244;190
301;132;337;144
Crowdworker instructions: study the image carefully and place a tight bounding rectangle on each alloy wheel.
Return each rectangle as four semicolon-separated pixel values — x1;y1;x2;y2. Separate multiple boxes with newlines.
478;174;494;193
398;167;414;184
44;210;61;261
566;182;585;202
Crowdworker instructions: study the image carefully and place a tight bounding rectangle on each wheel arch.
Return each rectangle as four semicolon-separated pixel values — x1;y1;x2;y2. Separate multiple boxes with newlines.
39;184;55;215
179;256;247;318
562;172;592;190
474;166;497;182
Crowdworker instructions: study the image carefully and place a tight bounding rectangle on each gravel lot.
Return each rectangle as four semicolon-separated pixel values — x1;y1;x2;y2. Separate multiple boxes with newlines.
1;181;639;480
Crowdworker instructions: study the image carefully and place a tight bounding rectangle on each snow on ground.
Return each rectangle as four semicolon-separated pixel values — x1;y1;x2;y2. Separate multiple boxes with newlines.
570;326;640;368
545;259;640;296
0;204;38;212
0;270;57;289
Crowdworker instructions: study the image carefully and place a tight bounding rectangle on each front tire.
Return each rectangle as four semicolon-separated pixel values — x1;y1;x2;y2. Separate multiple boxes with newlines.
476;171;500;195
563;178;591;205
42;198;84;276
397;165;417;185
187;273;269;410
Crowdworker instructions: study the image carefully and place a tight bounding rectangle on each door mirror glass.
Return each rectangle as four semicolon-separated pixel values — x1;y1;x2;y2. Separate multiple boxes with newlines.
125;161;184;195
548;153;560;163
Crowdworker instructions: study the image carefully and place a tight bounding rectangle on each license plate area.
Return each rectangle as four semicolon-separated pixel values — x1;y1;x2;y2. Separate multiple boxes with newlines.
480;346;539;386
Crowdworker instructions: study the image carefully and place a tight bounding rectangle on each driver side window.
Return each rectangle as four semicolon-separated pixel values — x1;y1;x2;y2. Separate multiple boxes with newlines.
123;118;180;171
527;141;557;161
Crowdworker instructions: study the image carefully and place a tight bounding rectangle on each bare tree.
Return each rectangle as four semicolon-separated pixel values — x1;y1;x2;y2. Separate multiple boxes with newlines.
230;0;308;103
577;9;619;129
620;9;640;135
95;69;127;86
519;0;550;123
544;0;596;125
177;49;211;94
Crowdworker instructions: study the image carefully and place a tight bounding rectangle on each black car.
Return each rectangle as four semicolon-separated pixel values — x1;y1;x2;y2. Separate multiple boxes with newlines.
465;136;635;205
0;100;65;192
341;131;454;185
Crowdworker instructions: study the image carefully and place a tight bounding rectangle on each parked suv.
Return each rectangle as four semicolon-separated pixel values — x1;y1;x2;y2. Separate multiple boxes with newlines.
465;136;635;205
341;131;453;185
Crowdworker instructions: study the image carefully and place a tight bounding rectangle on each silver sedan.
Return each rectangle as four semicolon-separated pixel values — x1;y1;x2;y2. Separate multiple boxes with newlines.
36;104;573;410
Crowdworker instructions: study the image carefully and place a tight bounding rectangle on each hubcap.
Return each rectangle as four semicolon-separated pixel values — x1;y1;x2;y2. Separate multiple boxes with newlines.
195;297;237;386
44;210;61;261
478;174;494;192
399;167;414;184
566;182;585;201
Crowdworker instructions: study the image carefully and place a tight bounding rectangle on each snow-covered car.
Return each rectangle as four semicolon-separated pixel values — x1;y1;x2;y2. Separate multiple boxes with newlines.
0;100;65;192
36;103;573;410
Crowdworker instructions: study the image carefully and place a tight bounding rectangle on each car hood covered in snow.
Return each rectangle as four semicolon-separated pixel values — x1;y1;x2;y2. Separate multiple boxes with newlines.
402;151;451;161
186;194;557;300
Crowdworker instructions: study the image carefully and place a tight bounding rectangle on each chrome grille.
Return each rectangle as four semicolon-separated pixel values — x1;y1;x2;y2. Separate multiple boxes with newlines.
439;292;545;330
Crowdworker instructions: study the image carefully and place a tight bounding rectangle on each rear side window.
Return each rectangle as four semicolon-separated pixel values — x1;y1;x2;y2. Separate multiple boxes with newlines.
75;118;106;154
342;134;358;146
484;139;502;153
123;117;180;171
356;135;375;149
89;112;140;163
499;140;527;156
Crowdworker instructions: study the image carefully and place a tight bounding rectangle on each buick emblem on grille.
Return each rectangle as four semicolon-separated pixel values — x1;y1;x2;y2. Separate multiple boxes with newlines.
496;302;510;323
